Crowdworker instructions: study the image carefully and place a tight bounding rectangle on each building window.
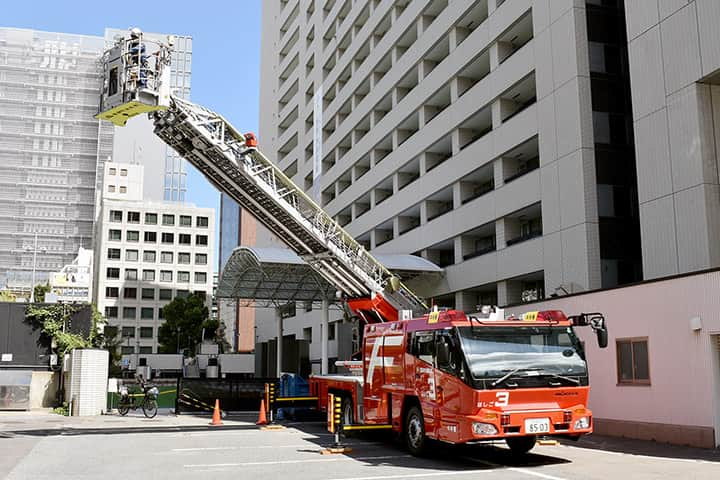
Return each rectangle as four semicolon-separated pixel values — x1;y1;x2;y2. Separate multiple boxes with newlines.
179;233;191;245
123;287;137;298
109;167;117;176
119;186;127;194
140;326;153;337
303;326;312;343
160;251;173;263
158;308;164;319
142;269;155;281
121;326;135;337
178;252;191;264
122;308;136;320
109;229;121;241
179;215;192;226
160;270;173;282
162;214;175;226
105;306;118;318
110;210;122;222
161;232;174;244
107;248;121;260
106;267;120;279
177;271;190;283
121;346;134;355
108;185;116;193
195;253;207;265
120;168;128;176
144;231;157;243
105;286;119;298
127;211;140;223
125;269;138;281
176;290;189;298
194;272;207;283
141;288;155;300
194;291;207;301
328;322;336;341
140;309;154;321
126;249;139;262
196;216;209;227
139;346;153;354
143;250;156;262
127;230;140;242
145;213;158;225
159;289;172;300
195;234;208;246
617;338;650;385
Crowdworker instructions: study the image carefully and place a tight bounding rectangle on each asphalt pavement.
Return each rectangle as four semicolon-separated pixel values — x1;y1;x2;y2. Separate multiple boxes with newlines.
1;410;719;480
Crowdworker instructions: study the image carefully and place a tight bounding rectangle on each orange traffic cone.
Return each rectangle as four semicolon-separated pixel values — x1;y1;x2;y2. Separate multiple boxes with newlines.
256;398;268;425
210;399;223;426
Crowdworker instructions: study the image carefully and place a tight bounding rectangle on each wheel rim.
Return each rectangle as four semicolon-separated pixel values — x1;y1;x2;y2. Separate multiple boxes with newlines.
343;402;352;425
408;414;423;448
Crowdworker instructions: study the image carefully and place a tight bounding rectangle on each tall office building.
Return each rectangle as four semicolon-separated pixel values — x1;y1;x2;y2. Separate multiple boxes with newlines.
93;162;214;354
624;1;720;279
257;0;641;314
0;27;191;293
0;28;111;291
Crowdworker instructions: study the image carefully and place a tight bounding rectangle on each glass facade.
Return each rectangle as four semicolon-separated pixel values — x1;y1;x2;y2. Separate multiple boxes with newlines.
219;193;241;271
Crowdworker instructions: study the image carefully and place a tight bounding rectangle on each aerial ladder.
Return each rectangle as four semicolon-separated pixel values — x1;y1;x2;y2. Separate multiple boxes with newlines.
96;29;427;323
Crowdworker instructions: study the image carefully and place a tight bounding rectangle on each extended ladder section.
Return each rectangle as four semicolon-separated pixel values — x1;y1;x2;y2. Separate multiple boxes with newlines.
96;30;427;321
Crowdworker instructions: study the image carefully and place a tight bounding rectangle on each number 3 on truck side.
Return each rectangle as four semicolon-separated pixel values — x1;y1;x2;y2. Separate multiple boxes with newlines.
495;391;509;406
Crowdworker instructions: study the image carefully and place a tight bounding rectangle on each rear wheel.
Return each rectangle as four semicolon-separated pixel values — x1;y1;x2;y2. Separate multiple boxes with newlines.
118;404;130;416
341;397;353;427
142;398;158;418
404;405;427;456
506;435;536;455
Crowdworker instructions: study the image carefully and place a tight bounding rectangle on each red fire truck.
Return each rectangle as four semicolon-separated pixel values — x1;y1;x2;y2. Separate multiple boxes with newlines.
311;308;607;455
95;30;608;456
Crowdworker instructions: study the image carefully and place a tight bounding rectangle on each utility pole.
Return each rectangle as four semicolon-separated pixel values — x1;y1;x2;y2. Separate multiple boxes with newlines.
29;233;38;303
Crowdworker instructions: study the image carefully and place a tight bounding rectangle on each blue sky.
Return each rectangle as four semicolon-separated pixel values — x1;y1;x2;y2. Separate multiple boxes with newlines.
3;0;263;268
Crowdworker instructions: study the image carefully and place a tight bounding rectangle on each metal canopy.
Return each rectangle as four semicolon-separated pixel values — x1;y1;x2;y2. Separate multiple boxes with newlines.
217;246;442;307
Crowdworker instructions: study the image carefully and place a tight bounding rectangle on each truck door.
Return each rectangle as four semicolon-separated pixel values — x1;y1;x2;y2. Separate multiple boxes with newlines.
434;329;465;441
408;331;438;432
363;335;384;421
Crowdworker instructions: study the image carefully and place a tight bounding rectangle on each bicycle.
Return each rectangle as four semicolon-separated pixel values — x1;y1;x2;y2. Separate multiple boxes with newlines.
118;376;159;418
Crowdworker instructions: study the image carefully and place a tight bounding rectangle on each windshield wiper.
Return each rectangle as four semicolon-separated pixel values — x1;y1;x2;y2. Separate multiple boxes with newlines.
490;367;543;387
542;372;580;385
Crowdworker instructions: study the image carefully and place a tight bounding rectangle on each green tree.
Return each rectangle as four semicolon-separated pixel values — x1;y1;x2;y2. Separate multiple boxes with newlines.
33;283;51;302
25;303;106;356
157;294;217;356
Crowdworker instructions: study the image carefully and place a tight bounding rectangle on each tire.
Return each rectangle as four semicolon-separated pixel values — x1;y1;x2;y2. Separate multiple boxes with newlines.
142;399;158;418
404;405;427;456
506;435;537;455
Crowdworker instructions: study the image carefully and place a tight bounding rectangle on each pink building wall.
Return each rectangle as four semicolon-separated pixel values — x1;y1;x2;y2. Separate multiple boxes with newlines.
505;270;720;448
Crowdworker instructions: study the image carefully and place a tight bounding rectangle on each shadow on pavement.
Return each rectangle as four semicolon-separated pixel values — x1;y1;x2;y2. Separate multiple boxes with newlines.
274;420;572;472
566;434;720;463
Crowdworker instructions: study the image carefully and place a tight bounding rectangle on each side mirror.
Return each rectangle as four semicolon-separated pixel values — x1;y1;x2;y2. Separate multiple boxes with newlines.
596;328;608;349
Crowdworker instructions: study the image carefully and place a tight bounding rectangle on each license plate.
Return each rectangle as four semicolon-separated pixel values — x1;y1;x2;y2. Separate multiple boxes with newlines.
524;418;551;434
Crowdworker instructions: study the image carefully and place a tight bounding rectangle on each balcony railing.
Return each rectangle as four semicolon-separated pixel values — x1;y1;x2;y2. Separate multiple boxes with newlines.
505;228;542;246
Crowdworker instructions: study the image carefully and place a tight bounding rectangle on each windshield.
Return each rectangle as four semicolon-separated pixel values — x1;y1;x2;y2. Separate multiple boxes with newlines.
457;326;587;385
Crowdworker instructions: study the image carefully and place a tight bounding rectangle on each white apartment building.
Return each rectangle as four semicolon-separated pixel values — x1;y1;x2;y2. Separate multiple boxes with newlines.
252;0;641;368
93;162;214;354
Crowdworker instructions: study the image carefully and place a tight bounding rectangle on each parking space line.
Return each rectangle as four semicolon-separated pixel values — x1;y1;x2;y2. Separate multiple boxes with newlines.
171;444;308;452
184;454;410;468
327;470;492;480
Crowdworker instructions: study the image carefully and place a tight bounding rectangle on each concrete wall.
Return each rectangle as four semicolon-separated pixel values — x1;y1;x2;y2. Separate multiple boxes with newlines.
626;0;720;279
505;269;720;448
29;371;58;409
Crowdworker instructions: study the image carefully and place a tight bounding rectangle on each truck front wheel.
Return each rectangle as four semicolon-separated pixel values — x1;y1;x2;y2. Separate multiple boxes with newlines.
506;435;536;455
405;405;427;456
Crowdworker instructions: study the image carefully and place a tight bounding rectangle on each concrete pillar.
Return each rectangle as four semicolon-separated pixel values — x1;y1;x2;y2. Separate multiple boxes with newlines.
321;299;329;375
276;308;283;377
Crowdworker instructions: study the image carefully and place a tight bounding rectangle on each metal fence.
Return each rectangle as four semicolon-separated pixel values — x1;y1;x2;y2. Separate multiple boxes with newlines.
175;377;278;413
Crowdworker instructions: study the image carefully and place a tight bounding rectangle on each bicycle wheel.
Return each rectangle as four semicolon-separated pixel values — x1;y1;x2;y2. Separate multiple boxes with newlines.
142;398;158;418
118;403;130;416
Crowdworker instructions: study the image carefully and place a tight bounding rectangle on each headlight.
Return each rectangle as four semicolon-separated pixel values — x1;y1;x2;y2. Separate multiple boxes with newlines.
574;417;590;429
472;422;498;435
